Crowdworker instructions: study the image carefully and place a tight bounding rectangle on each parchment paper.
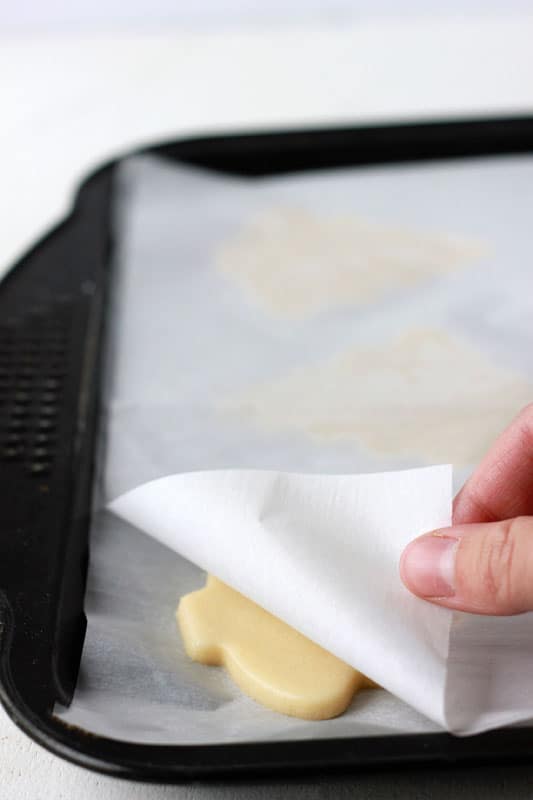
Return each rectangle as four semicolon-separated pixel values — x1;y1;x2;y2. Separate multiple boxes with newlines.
56;152;533;742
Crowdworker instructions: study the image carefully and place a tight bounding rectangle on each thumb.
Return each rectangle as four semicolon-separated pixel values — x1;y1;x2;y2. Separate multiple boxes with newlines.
400;516;533;615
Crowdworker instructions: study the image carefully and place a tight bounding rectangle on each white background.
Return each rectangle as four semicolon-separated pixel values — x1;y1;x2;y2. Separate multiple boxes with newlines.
1;6;533;798
2;1;533;32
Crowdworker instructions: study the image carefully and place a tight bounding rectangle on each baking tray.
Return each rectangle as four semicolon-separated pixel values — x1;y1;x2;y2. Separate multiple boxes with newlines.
1;116;533;782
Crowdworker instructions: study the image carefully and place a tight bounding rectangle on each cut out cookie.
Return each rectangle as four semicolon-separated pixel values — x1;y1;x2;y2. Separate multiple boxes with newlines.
215;207;485;319
177;576;375;720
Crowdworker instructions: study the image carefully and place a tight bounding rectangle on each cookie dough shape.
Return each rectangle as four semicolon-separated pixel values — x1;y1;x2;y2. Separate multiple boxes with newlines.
221;328;533;465
177;576;375;720
215;207;485;319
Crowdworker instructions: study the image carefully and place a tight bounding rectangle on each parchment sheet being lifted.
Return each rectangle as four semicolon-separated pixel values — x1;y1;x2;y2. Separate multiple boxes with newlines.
56;153;533;742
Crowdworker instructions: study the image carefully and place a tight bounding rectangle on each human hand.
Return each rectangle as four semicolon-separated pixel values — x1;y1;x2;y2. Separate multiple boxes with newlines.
400;404;533;615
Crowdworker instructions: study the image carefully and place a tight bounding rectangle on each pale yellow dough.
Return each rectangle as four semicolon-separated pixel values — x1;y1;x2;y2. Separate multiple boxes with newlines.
177;576;375;720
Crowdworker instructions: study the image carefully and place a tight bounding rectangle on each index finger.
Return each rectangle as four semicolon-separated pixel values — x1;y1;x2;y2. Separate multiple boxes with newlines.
453;403;533;524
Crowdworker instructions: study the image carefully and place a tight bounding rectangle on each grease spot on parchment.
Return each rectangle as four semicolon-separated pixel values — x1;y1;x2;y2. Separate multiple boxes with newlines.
216;208;485;319
221;329;532;465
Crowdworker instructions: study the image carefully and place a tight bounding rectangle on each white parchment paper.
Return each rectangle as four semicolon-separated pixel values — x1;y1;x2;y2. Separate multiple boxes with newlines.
56;153;533;741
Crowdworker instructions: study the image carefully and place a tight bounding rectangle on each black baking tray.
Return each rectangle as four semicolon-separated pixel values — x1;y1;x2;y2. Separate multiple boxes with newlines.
1;116;533;782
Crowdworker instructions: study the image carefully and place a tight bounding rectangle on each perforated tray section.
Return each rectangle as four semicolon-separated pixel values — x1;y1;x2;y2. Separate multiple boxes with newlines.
0;304;71;477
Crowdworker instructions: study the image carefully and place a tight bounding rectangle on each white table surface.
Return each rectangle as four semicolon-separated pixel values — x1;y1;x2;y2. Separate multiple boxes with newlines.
1;16;533;799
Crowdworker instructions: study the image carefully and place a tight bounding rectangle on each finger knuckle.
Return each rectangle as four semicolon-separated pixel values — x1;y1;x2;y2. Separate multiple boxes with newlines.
477;519;525;609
